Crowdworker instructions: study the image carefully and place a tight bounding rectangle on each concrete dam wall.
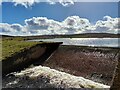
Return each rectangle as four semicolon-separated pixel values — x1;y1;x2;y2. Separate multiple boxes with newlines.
43;46;119;86
2;43;120;89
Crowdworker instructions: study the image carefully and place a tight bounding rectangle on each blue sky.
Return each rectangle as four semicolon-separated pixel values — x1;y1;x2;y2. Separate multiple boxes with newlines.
0;2;119;35
2;2;118;25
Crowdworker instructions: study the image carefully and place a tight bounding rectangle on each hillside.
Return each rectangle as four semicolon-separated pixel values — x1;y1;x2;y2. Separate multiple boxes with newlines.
1;33;120;40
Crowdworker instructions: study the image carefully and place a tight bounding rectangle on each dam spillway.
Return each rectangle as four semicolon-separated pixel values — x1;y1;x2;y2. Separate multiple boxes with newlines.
2;42;119;89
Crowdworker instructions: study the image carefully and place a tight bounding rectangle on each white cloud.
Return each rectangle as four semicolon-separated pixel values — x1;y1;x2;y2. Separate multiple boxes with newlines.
12;0;39;8
63;16;90;28
91;16;119;34
24;16;91;35
0;23;30;36
0;23;17;32
2;0;120;8
59;0;75;6
0;16;119;36
2;0;77;8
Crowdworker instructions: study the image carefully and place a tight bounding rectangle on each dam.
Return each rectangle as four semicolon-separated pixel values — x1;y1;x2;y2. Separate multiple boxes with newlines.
2;38;120;89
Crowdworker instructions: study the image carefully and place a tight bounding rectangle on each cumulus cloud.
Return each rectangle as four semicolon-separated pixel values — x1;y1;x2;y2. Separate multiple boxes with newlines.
0;23;30;36
0;23;17;33
59;0;75;6
12;0;40;8
24;16;92;35
0;16;119;36
2;0;76;8
2;0;120;8
63;16;90;29
2;0;119;8
83;16;119;34
24;17;62;35
11;24;23;31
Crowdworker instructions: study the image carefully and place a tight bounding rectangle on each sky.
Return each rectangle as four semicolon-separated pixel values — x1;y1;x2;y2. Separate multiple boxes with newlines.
0;1;119;36
2;2;118;25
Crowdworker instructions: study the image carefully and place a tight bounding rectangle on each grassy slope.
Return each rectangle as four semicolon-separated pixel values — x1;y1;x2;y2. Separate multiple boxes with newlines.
2;37;40;60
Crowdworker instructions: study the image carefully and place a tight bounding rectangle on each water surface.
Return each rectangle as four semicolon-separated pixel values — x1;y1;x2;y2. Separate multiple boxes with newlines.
29;38;119;48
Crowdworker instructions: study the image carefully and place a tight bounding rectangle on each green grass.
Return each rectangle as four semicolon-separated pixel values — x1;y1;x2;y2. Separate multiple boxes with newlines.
2;37;40;60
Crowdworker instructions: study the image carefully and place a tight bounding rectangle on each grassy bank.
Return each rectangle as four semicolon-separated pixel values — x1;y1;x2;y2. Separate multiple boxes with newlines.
2;37;40;60
2;36;62;76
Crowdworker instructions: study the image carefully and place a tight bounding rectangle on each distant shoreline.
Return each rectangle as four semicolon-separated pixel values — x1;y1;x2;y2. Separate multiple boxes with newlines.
1;33;120;39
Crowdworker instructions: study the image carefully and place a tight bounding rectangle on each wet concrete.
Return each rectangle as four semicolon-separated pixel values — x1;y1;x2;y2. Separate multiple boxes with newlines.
43;45;119;85
110;50;120;90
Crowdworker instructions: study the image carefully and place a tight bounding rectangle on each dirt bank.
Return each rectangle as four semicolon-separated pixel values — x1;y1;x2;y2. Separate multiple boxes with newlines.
43;45;119;85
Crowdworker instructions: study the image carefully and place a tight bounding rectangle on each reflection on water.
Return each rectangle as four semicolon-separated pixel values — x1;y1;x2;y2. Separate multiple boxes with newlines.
29;38;119;48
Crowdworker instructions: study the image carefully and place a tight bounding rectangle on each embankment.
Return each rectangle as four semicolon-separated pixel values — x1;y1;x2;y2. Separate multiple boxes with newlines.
2;42;62;76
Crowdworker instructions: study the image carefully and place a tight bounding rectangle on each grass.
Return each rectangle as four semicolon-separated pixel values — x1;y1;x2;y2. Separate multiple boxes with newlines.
1;37;41;60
